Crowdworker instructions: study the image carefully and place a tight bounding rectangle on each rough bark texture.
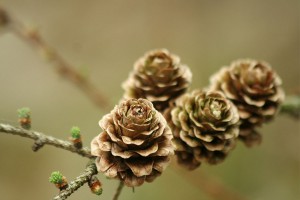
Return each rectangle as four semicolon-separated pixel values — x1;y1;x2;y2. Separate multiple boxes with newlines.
0;123;92;158
53;161;98;200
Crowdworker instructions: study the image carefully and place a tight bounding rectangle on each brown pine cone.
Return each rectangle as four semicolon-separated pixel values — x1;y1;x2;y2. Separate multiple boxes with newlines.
164;90;240;170
238;129;262;147
209;59;285;145
122;49;192;112
91;98;174;187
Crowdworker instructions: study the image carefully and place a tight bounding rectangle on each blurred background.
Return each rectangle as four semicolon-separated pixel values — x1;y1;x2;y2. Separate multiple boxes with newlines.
0;0;299;200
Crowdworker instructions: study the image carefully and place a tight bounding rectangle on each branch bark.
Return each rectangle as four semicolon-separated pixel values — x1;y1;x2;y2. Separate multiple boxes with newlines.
1;5;299;200
113;181;124;200
0;123;92;158
280;95;300;118
1;122;244;200
53;160;98;200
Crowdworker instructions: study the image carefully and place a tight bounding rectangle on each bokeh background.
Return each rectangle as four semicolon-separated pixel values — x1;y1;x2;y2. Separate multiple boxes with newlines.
0;0;299;200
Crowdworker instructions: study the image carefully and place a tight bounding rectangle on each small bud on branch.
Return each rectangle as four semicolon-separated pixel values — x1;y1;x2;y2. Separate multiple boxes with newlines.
88;175;103;195
17;107;31;130
49;171;68;190
69;126;82;149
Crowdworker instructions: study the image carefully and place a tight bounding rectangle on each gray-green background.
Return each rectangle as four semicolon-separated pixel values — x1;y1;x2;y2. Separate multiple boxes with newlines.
0;0;299;200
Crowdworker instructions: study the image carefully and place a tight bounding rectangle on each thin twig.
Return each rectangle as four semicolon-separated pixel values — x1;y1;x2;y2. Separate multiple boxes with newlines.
280;95;300;118
53;160;98;200
1;6;299;200
0;123;92;158
171;164;248;200
113;181;124;200
0;5;110;110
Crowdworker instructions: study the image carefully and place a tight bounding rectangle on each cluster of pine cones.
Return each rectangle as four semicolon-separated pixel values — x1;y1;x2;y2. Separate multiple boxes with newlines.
91;49;284;187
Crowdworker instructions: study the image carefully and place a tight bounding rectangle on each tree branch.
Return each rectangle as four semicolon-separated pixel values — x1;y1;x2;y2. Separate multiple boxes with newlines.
113;181;124;200
0;5;110;110
171;164;248;200
280;95;300;118
1;6;299;200
53;160;98;200
0;123;92;158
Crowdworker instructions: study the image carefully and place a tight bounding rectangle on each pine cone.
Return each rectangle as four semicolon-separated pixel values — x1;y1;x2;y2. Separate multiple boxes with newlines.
122;49;192;112
238;129;262;147
209;59;285;145
164;90;239;170
91;98;174;187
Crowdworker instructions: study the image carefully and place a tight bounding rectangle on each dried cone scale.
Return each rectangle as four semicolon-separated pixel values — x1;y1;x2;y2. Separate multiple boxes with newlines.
122;49;192;112
209;59;285;146
91;98;174;187
165;90;240;170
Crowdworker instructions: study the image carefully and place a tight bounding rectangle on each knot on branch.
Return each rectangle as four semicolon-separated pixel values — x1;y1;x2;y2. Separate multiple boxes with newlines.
32;138;46;151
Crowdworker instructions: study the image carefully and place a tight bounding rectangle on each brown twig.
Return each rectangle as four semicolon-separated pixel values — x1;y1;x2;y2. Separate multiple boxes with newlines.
53;160;98;200
113;181;124;200
0;123;93;158
1;5;299;200
0;5;110;110
171;164;248;200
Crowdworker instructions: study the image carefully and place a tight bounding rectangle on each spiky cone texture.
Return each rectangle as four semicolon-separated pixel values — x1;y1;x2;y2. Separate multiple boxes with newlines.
209;59;285;146
122;49;192;112
164;90;240;170
91;98;174;187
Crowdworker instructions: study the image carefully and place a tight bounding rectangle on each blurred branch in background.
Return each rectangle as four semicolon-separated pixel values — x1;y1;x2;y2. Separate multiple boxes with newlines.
0;5;110;110
0;3;299;200
280;95;300;119
113;181;124;200
171;164;248;200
